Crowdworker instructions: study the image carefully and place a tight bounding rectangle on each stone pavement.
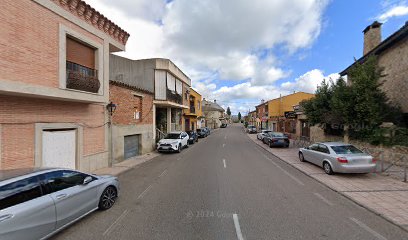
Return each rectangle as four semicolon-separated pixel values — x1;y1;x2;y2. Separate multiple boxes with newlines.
248;133;408;232
92;152;161;176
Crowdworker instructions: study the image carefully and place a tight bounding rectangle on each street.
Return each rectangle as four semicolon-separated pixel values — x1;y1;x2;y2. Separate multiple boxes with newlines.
53;124;408;240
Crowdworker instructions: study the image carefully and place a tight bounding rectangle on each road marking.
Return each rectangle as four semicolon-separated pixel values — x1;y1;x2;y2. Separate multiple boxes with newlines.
137;184;152;200
103;209;129;236
350;217;387;240
313;193;333;206
159;169;168;178
233;214;244;240
223;159;227;168
223;143;226;148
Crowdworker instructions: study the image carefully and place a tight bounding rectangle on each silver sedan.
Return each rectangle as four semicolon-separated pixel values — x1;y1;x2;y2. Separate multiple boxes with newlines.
257;130;271;141
0;168;119;240
298;142;376;175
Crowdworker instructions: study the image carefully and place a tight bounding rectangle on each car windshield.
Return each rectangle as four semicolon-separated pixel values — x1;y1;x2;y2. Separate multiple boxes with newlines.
165;134;180;139
330;145;363;154
271;132;284;137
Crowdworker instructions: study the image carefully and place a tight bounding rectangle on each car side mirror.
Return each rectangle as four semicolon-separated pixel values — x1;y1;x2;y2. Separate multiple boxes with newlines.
83;176;93;185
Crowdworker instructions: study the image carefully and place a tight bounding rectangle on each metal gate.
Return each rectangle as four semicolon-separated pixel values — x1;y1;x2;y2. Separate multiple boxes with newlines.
124;134;140;160
42;129;76;169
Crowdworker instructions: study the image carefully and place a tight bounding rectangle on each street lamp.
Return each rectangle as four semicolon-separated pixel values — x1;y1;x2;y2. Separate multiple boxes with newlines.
106;102;117;168
106;102;117;116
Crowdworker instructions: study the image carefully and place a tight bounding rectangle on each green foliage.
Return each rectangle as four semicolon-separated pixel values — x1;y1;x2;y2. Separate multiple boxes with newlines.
238;112;242;121
226;107;231;116
301;56;405;145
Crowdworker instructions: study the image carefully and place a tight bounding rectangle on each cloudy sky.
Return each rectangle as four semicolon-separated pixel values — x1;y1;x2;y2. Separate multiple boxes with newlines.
85;0;408;115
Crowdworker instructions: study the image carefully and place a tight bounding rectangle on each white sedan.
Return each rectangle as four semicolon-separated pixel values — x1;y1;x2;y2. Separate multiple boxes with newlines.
257;130;271;141
157;131;189;153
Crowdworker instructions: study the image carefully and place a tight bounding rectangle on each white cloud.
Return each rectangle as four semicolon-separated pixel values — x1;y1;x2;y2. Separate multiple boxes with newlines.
83;0;329;114
377;4;408;22
281;69;339;93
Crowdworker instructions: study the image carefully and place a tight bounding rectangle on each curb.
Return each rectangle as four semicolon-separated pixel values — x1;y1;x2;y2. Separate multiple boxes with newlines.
249;134;408;233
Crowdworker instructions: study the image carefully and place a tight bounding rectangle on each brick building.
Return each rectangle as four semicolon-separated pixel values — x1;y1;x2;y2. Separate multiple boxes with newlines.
340;21;408;124
109;59;155;162
0;0;129;171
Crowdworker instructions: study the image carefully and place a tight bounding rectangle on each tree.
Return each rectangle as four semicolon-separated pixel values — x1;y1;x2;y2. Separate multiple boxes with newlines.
226;107;231;116
238;112;242;121
302;56;404;144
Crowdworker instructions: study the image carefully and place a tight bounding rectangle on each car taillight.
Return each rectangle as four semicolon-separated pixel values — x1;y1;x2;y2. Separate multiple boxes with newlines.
337;157;348;163
372;158;377;163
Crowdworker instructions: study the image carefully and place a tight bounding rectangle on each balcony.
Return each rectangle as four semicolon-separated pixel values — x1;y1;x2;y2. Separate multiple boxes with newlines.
66;61;100;93
190;106;196;114
166;89;183;105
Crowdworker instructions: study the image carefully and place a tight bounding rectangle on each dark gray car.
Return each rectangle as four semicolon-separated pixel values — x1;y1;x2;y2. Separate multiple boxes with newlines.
0;168;119;240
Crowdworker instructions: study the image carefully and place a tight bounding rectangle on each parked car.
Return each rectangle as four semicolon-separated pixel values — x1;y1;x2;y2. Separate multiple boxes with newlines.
0;168;119;240
220;123;227;128
263;132;290;147
186;130;199;144
257;130;271;141
197;128;208;138
247;125;257;134
204;127;211;135
298;142;376;175
157;131;189;153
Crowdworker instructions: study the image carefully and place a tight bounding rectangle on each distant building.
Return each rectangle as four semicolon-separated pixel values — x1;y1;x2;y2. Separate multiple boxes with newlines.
183;88;203;131
256;92;314;136
202;99;225;129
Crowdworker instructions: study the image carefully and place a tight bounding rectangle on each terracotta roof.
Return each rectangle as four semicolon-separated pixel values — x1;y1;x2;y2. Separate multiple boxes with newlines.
109;80;153;94
340;21;408;76
202;100;224;112
52;0;130;45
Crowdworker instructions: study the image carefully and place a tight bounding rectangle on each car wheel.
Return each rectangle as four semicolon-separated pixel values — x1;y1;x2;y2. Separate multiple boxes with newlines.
269;141;273;148
186;141;189;148
98;186;117;210
299;152;305;162
323;162;334;175
177;143;182;153
196;138;198;142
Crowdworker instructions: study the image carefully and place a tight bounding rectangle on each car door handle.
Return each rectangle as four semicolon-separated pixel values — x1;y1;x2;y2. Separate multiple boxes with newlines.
56;194;68;200
0;214;13;222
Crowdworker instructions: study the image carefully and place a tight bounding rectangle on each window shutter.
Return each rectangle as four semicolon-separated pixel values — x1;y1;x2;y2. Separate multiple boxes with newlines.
66;37;95;69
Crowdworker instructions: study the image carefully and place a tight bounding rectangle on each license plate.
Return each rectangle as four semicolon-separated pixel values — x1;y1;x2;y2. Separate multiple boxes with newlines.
161;146;169;149
278;140;284;143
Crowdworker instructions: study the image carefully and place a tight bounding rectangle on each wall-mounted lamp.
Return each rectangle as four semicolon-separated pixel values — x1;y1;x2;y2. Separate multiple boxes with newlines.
107;102;117;116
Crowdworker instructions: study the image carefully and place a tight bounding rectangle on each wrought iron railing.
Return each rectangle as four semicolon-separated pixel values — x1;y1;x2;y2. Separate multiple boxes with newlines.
166;89;182;104
66;61;100;93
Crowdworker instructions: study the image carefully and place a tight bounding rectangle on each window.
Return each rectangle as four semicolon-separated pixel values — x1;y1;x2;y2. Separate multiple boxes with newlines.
331;145;363;154
40;170;91;194
0;176;42;210
318;144;330;154
309;144;319;151
66;37;96;71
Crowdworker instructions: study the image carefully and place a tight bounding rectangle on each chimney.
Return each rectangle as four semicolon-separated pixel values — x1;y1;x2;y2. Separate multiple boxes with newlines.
363;21;382;55
261;99;265;104
214;99;216;103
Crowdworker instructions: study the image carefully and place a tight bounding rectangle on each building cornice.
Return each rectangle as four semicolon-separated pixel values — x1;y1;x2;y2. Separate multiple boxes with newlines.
47;0;130;46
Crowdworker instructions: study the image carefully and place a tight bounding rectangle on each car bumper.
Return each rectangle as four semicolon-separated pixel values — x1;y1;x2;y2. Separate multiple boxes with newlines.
269;141;288;147
334;163;377;173
157;145;178;152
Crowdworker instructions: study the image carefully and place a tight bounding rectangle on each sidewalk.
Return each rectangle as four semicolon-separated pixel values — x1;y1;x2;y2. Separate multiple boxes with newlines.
92;152;161;176
248;133;408;232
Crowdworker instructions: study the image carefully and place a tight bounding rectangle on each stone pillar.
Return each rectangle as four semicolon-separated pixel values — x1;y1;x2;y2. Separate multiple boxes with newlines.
167;107;172;133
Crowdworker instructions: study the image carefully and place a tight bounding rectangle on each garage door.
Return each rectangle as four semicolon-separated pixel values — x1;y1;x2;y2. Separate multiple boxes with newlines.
124;135;140;160
42;129;76;169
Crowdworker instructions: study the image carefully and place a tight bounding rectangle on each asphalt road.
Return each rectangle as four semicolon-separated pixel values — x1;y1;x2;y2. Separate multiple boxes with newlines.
53;124;408;240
